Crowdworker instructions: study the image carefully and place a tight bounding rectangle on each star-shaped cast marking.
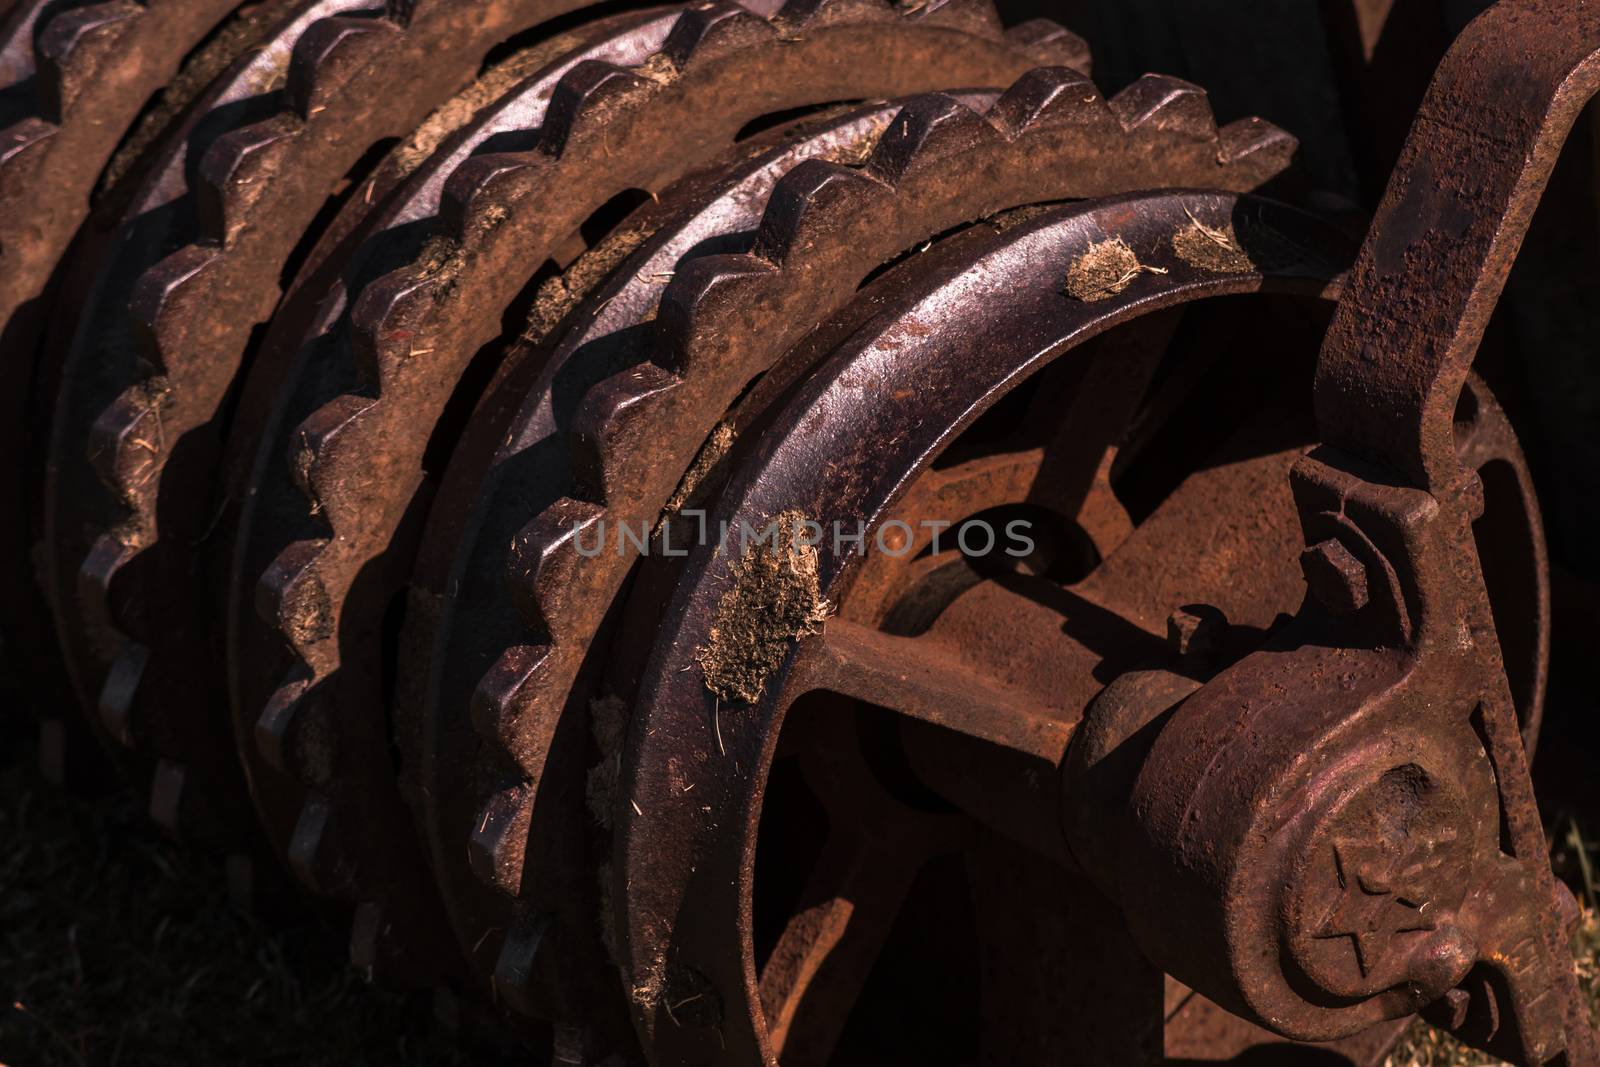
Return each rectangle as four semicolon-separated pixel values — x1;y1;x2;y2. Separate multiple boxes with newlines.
1312;839;1442;976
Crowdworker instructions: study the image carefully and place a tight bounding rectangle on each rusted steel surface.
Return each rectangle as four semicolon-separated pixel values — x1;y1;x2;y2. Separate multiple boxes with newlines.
215;9;684;1003
219;7;1086;1039
2;0;1597;1062
0;0;245;619
403;58;1294;1036
1292;0;1600;1059
42;0;352;844
0;0;252;802
615;190;1355;1063
398;88;1004;1029
1317;0;1600;490
51;0;655;861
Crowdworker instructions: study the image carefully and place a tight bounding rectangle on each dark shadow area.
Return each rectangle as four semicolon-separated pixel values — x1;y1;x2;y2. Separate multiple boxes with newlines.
0;713;525;1067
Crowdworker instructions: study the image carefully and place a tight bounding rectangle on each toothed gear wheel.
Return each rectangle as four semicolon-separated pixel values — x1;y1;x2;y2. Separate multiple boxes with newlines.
42;0;688;847
398;54;1294;1031
43;0;354;843
225;0;1083;1035
0;0;267;787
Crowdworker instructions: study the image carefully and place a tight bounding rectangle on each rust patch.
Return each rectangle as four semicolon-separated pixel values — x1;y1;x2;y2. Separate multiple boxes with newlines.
990;201;1062;233
696;510;833;704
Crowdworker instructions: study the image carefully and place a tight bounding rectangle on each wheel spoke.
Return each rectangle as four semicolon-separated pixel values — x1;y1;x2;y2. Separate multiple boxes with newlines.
761;706;955;1065
793;613;1089;862
793;618;1073;766
760;828;932;1065
1027;307;1184;557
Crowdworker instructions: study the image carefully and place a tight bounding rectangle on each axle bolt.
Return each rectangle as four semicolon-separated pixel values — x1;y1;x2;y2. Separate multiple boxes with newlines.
1300;538;1369;614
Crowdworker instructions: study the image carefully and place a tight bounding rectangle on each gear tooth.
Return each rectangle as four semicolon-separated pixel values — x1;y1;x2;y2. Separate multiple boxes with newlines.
194;116;302;248
1108;73;1217;140
254;674;304;773
255;669;333;784
86;388;166;508
148;757;192;837
348;901;394;971
256;539;335;658
655;255;776;373
348;264;445;390
900;0;1004;38
570;364;680;502
285;15;398;119
863;93;996;183
349;901;384;969
538;60;656;158
468;780;533;895
349;900;423;979
149;759;227;842
777;0;892;32
662;1;779;65
438;152;539;240
287;392;377;525
505;499;608;638
126;245;223;377
288;794;358;897
470;644;550;756
988;65;1112;136
493;915;554;1018
34;1;142;121
79;532;135;644
97;640;148;747
1003;19;1091;72
752;159;886;263
0;117;55;168
1217;116;1298;171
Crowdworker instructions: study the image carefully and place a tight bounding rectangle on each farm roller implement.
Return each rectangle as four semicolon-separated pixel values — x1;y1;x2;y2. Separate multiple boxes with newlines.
2;0;1598;1061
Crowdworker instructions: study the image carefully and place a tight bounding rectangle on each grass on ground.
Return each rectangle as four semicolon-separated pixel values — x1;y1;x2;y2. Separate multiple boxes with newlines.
0;714;517;1067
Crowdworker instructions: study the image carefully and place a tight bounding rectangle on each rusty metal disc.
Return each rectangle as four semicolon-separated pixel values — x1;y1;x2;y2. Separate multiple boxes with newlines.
223;1;1085;1039
0;0;258;782
218;5;697;1009
397;88;1002;1031
34;0;684;990
611;189;1357;1064
52;0;657;830
42;0;358;845
424;55;1299;1035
